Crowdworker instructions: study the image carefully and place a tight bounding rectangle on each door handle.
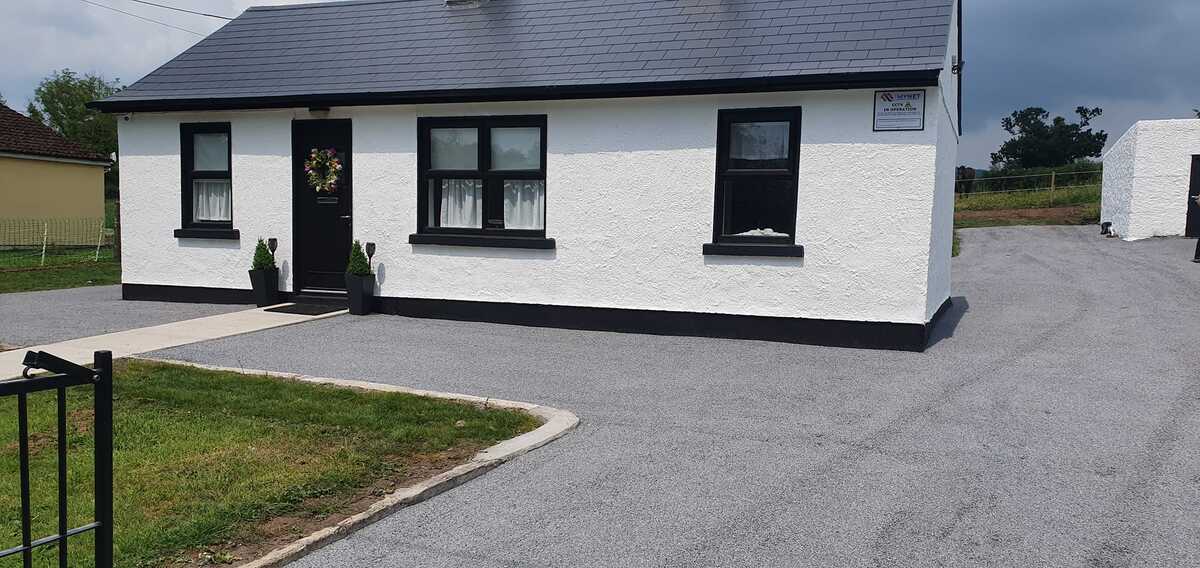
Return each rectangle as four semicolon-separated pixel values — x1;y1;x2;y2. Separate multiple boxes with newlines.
339;215;351;220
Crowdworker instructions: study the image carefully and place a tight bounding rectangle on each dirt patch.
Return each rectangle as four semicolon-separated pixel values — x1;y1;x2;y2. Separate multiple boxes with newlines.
3;431;55;454
2;408;95;455
955;205;1092;224
166;443;487;567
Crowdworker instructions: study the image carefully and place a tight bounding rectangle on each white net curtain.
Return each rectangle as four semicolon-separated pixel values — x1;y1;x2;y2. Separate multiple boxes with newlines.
192;180;232;222
439;179;483;228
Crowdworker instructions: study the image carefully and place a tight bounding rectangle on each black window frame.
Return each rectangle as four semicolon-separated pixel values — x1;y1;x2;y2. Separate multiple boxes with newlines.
415;115;548;240
705;107;804;257
177;122;238;239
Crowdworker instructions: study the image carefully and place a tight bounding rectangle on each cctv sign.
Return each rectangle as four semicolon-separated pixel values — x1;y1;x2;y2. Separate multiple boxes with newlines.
874;90;926;131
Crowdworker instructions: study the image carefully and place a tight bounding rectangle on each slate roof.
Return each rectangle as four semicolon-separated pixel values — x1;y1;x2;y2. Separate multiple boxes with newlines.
0;105;109;163
93;0;955;112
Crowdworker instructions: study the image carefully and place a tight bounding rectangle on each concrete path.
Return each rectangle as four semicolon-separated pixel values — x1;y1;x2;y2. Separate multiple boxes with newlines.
0;285;244;347
1;304;345;379
150;226;1200;567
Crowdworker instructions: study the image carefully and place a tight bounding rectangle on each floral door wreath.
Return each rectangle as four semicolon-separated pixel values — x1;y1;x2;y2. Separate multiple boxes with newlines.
304;148;342;193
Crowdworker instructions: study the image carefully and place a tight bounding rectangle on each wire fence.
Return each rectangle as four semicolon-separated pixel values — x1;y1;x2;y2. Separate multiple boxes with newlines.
0;218;111;269
955;169;1103;195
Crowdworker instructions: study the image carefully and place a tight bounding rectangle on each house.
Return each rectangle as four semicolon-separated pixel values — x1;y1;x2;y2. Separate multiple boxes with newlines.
90;0;962;351
1101;119;1200;241
0;104;109;244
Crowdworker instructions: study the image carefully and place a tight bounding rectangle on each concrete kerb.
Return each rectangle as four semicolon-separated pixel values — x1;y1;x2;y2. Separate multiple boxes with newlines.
129;356;580;568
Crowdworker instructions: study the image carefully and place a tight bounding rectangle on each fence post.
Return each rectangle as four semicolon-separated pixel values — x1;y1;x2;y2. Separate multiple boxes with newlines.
95;219;104;262
94;350;114;568
40;221;48;267
1049;171;1056;207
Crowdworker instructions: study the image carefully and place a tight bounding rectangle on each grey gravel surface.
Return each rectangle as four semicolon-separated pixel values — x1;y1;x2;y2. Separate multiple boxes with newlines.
0;285;244;347
151;226;1200;567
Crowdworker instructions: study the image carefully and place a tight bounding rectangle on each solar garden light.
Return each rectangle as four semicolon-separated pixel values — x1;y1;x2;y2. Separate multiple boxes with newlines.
267;237;278;257
1100;222;1111;236
365;242;376;264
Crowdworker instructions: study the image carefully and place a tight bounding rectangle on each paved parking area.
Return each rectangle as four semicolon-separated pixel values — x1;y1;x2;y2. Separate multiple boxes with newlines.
0;285;243;348
145;226;1200;566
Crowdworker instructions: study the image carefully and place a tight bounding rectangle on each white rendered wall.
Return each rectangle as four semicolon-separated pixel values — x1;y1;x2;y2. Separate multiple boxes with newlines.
119;88;948;324
926;106;957;320
1101;126;1137;239
1102;119;1200;240
925;0;959;320
119;112;294;290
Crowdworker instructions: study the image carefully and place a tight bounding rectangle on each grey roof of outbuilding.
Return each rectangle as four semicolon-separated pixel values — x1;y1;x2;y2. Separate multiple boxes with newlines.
92;0;955;112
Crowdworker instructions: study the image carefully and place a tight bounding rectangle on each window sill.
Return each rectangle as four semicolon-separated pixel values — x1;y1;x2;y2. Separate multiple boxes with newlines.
703;242;804;257
408;233;556;249
174;227;240;240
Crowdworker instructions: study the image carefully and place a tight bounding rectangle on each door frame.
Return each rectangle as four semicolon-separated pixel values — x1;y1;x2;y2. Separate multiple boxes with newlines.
1187;155;1200;238
291;118;353;292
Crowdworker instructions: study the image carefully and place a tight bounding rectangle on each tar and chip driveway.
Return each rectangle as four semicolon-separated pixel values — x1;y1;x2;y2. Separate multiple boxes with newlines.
8;226;1200;566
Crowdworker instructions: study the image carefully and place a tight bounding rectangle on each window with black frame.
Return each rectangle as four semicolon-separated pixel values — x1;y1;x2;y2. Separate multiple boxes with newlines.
176;122;238;239
704;107;804;257
412;115;551;248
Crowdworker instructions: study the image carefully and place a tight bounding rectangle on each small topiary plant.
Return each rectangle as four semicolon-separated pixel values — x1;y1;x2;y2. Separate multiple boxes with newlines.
347;240;372;275
251;238;276;270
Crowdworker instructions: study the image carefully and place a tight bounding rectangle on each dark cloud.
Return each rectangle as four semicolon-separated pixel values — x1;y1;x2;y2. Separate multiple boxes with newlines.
961;0;1200;165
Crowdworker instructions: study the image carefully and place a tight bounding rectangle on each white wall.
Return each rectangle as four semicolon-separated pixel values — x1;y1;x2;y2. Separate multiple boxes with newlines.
1101;125;1137;239
119;112;294;290
119;88;950;325
926;106;957;320
925;0;960;320
1102;119;1200;240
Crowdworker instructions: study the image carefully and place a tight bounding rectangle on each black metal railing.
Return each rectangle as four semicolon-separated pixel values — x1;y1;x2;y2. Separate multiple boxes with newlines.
0;350;113;567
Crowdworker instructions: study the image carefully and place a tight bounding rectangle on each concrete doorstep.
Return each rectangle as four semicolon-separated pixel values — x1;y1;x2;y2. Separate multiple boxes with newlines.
0;303;346;380
134;357;580;568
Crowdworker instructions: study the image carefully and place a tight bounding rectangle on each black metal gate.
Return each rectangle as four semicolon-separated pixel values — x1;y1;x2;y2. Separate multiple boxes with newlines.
1;350;113;567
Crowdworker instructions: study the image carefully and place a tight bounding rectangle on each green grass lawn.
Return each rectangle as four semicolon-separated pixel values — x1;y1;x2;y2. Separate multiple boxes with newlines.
954;184;1100;211
0;262;120;294
0;248;120;294
0;360;541;568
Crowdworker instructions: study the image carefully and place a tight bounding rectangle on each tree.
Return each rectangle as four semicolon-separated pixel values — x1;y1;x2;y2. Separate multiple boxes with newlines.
1193;108;1200;119
26;69;123;195
955;165;977;194
0;92;6;106
989;106;1108;170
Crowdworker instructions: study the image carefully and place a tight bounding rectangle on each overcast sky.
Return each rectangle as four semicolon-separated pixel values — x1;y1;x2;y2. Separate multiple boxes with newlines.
3;0;1198;167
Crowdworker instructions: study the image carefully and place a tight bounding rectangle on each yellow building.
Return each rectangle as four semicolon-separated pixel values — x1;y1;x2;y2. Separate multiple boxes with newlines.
0;104;109;244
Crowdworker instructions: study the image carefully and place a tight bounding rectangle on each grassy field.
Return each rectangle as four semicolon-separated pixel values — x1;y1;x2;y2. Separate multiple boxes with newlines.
955;184;1100;212
0;248;120;294
0;360;541;568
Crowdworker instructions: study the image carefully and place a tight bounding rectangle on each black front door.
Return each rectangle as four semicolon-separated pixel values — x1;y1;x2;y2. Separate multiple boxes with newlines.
293;119;352;291
1187;155;1200;238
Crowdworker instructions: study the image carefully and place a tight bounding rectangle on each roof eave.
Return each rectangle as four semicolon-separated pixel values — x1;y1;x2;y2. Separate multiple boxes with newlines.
87;69;941;114
0;150;111;167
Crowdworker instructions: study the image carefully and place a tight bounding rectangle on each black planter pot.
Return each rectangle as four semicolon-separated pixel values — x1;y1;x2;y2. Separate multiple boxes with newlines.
248;268;279;307
345;273;376;315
